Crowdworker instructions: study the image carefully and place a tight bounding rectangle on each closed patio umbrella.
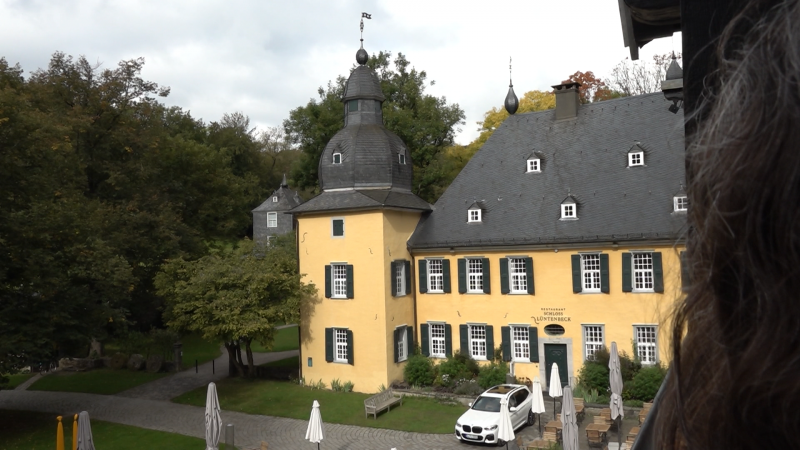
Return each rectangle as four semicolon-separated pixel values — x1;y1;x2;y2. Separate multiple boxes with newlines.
305;400;324;449
560;386;579;450
609;342;625;450
205;382;222;450
548;363;563;417
531;377;546;435
76;411;95;450
497;398;515;449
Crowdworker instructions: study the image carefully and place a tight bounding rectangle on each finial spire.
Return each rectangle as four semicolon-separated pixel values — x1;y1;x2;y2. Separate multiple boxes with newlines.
360;12;372;49
356;13;372;65
504;56;519;115
509;56;513;87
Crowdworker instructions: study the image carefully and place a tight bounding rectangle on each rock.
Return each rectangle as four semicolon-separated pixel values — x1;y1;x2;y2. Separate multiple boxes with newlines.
58;357;98;372
146;355;163;373
127;354;145;371
109;353;128;370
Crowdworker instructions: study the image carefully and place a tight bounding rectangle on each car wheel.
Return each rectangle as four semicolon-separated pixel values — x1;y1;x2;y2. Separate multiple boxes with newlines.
496;439;505;447
527;409;536;426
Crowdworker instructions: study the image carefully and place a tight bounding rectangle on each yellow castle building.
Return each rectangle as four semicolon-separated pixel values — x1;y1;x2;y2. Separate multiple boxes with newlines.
290;47;686;393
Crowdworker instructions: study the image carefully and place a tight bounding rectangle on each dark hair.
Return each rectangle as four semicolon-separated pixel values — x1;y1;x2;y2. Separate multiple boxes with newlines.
655;1;800;448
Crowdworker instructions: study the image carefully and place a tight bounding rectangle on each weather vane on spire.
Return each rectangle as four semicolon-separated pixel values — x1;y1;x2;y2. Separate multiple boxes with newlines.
360;12;372;48
509;56;513;87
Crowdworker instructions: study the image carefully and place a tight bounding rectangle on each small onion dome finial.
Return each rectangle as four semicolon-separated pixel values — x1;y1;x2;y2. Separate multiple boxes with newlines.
665;53;683;81
505;84;519;115
356;48;369;65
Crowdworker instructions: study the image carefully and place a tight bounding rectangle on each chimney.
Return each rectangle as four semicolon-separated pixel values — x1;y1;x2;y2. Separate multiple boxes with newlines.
552;82;581;120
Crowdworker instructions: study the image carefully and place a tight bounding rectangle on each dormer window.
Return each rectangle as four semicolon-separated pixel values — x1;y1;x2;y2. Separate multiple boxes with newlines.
527;158;541;173
468;208;482;223
272;196;278;202
561;197;577;220
628;151;644;167
674;195;689;212
333;153;342;164
399;154;406;165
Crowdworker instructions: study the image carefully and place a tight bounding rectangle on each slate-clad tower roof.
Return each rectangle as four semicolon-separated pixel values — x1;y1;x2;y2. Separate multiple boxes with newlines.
252;174;303;242
291;48;431;214
408;92;686;249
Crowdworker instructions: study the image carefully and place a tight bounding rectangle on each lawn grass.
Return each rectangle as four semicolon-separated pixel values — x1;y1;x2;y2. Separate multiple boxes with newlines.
259;356;299;368
3;373;35;389
248;326;299;353
179;333;223;369
173;378;467;434
0;410;206;450
28;369;170;395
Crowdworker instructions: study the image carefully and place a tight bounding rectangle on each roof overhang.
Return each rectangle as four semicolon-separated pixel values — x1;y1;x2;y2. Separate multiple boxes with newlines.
618;0;681;60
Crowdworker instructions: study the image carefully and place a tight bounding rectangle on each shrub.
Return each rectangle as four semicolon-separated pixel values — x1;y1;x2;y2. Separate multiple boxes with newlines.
477;361;508;389
331;378;342;391
404;354;435;386
436;352;476;388
623;399;644;408
454;379;483;396
342;381;354;392
630;365;666;401
578;361;609;393
619;350;642;382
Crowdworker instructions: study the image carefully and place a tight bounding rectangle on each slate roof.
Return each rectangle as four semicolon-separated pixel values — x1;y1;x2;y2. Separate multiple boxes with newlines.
252;176;303;212
290;189;431;214
343;65;385;102
408;92;686;249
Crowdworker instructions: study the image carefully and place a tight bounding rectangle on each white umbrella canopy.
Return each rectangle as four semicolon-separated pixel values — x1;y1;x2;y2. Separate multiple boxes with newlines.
531;377;546;414
609;342;625;420
76;411;95;450
497;398;515;448
560;386;580;450
205;382;222;450
305;400;324;448
548;363;563;416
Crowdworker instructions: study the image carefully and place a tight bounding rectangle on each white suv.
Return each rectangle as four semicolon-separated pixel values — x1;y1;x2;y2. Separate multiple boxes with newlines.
454;384;535;446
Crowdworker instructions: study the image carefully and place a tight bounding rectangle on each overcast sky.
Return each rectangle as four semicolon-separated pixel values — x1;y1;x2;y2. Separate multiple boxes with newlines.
1;0;681;145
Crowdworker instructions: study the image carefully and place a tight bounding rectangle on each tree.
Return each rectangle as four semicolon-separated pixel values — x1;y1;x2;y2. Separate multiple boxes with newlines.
156;235;316;377
564;71;620;103
285;51;465;203
608;53;682;97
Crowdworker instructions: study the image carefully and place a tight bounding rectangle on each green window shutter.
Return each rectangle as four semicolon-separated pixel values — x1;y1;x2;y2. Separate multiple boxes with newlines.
346;329;354;365
393;328;400;363
418;260;428;293
600;254;610;294
457;259;467;293
653;252;664;293
420;324;430;356
332;219;344;236
680;251;690;291
571;255;582;293
500;258;510;294
324;265;332;298
346;264;354;298
406;326;414;353
482;258;491;294
486;325;494;360
622;253;633;292
325;328;333;362
443;259;452;293
525;257;535;295
445;324;453;357
459;324;469;355
404;260;411;295
390;261;398;297
529;327;539;362
501;326;512;362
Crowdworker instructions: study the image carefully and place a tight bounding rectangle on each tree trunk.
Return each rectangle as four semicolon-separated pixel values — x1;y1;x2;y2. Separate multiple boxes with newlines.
225;341;246;378
243;337;255;378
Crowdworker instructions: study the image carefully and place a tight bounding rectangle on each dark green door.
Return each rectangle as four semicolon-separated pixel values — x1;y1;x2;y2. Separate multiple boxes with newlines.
544;344;569;389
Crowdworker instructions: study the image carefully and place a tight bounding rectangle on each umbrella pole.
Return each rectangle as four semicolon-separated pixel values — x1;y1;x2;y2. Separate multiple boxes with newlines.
538;413;542;436
618;416;622;450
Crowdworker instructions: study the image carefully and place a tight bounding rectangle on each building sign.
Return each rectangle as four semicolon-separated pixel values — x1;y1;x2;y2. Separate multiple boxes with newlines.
531;307;571;324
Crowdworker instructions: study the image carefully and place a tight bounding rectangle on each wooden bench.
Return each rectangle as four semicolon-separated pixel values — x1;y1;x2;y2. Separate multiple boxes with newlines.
364;388;404;419
573;397;585;422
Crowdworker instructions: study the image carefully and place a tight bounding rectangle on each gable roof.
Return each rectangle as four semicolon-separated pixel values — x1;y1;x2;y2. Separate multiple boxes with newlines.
290;189;431;215
408;92;686;250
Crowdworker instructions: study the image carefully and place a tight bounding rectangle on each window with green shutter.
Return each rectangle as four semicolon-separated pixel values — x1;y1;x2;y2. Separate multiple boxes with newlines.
500;258;510;294
325;328;334;362
571;255;582;293
529;326;539;362
418;260;428;293
600;254;610;293
501;326;512;361
346;329;354;365
331;218;344;237
481;258;491;294
442;259;452;293
457;259;467;293
346;264;354;298
324;265;332;298
525;257;535;295
622;253;633;292
420;323;430;356
444;324;453;357
680;251;690;291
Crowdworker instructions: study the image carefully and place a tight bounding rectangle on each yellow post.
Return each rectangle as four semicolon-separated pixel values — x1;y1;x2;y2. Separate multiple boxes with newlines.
72;414;78;450
56;416;64;450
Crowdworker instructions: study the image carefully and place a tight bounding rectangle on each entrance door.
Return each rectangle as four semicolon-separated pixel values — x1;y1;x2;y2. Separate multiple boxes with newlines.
544;344;569;389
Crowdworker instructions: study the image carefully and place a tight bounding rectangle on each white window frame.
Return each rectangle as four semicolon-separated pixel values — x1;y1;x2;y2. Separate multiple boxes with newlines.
331;264;347;299
272;196;278;202
674;195;688;212
334;328;348;363
561;203;576;219
267;212;278;228
628;151;644;167
429;323;446;358
632;252;655;292
395;262;406;296
511;325;530;362
427;259;444;293
583;325;604;361
509;258;527;294
469;324;487;360
634;325;658;365
527;158;541;173
397;325;408;362
331;218;344;238
332;152;342;164
399;154;406;165
467;259;483;293
581;253;602;293
468;208;481;223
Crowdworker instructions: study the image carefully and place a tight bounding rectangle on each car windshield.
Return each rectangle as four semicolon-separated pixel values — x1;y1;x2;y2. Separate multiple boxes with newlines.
471;396;501;412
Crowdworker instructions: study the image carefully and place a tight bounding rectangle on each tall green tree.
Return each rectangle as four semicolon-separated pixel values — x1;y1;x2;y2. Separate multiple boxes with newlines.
156;235;316;377
285;51;465;203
